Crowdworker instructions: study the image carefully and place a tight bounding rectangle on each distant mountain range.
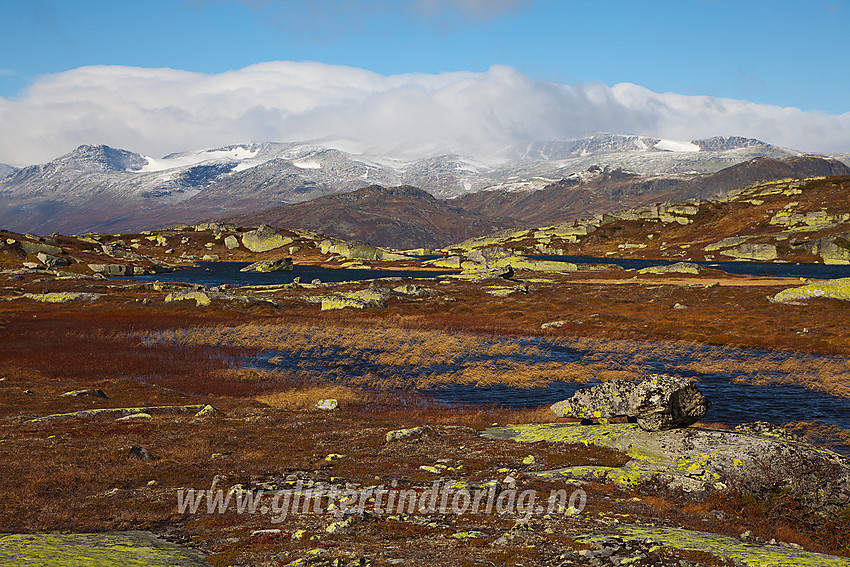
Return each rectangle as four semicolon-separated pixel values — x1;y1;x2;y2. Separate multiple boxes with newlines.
0;133;847;238
224;156;850;248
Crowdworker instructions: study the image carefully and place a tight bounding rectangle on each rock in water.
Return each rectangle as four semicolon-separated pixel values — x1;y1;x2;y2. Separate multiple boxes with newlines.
239;257;293;273
550;374;710;431
628;374;711;431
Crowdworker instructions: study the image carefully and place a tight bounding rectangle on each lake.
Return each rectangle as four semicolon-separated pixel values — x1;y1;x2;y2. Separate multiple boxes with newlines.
133;261;456;286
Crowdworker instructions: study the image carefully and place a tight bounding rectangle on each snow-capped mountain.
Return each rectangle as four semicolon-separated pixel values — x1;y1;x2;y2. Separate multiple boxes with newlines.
0;133;838;235
0;163;17;180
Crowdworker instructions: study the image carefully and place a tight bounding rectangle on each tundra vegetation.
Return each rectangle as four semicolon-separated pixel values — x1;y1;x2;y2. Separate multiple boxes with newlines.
1;176;850;565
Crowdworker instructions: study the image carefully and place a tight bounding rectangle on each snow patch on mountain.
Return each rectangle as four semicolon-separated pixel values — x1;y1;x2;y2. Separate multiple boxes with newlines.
292;159;322;169
137;145;260;173
655;139;700;153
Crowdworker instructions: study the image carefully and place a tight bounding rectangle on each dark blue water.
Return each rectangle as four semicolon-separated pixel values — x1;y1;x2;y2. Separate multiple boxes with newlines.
242;333;850;431
426;377;850;429
133;262;455;287
533;255;850;279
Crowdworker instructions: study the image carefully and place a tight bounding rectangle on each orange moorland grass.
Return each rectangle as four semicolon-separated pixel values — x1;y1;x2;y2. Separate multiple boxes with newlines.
149;321;850;396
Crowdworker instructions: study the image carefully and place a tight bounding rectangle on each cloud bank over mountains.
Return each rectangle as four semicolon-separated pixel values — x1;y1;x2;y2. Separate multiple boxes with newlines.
1;61;849;166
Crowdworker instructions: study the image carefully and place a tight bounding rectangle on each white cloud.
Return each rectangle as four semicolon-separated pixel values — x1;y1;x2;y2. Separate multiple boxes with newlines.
1;61;849;166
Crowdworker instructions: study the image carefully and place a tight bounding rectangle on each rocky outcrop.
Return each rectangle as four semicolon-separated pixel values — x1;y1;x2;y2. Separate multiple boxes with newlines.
550;375;710;431
771;277;850;303
484;421;850;509
18;240;64;256
240;225;293;253
239;257;293;273
88;263;143;276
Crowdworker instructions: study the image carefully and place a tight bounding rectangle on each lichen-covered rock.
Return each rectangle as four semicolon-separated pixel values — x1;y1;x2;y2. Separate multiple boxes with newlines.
550;379;633;419
200;254;220;262
638;262;700;275
315;399;339;411
385;426;433;442
321;289;389;310
550;374;710;431
771;277;850;303
18;240;64;256
164;291;212;306
485;422;850;509
23;292;101;303
628;374;711;431
723;242;778;261
224;235;239;250
241;225;293;253
240;257;293;273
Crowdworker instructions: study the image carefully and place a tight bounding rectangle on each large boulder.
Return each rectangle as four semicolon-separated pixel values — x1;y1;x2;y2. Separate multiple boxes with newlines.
550;379;633;419
37;252;69;268
550;374;710;432
239;257;293;273
241;225;293;253
628;374;711;431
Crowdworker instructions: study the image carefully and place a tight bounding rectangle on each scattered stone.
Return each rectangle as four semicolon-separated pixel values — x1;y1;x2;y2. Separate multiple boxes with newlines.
251;529;282;537
325;517;355;534
200;254;219;262
541;320;566;329
194;404;219;418
223;235;239;250
240;257;294;273
673;303;687;309
28;404;208;423
315;399;339;411
22;262;43;270
116;413;152;422
129;445;154;460
385;426;433;442
62;388;109;399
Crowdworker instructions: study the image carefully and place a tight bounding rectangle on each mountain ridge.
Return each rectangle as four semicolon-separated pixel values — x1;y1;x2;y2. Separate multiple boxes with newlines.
0;133;845;235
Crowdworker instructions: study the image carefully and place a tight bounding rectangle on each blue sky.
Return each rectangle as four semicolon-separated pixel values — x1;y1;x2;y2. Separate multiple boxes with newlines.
1;0;849;164
3;0;847;112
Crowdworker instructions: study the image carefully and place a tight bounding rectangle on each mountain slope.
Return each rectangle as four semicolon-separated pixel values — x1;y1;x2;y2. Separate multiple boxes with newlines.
448;173;850;266
454;156;849;228
223;185;518;249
